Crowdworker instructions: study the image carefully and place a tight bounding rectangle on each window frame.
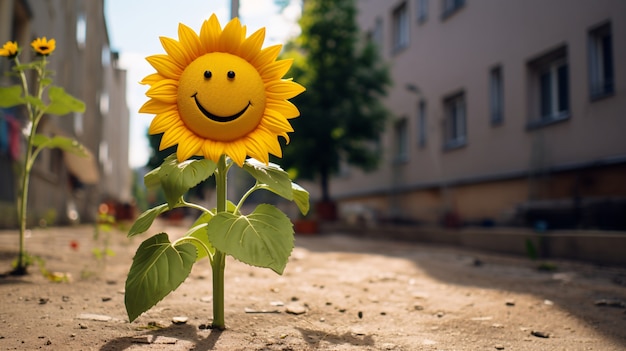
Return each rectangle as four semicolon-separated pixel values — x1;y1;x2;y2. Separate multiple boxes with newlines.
392;1;410;53
417;0;429;23
394;117;409;163
441;0;465;20
527;46;570;130
442;91;467;150
417;100;427;147
588;21;614;101
489;65;504;126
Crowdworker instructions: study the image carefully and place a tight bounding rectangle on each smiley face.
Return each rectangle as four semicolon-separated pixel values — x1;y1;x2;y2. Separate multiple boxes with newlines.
177;52;266;142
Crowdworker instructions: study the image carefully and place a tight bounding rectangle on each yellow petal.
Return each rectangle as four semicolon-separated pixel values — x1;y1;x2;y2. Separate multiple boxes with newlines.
259;59;293;83
178;23;203;59
266;100;300;119
140;73;165;85
219;17;244;53
160;125;188;150
251;44;282;70
160;36;192;67
176;133;203;161
199;14;222;53
202;139;225;164
146;79;178;103
224;140;247;166
146;54;183;80
265;80;306;100
139;98;176;114
149;110;182;134
261;109;294;133
238;27;265;62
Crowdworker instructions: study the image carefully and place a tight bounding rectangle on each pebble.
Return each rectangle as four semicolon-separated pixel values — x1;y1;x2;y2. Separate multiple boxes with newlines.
101;297;112;302
77;313;112;322
505;300;515;306
39;298;49;305
594;299;626;308
172;316;188;324
285;304;307;315
531;330;550;338
200;296;212;303
495;344;505;350
358;311;363;319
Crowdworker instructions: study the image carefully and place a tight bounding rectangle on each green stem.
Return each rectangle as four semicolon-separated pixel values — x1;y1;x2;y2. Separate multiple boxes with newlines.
211;155;228;329
14;56;47;274
234;183;262;214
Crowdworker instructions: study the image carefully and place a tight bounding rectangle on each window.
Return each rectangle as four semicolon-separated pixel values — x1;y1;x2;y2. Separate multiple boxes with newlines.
417;0;429;23
489;66;504;125
417;100;427;147
528;46;569;127
367;17;384;49
443;91;466;149
442;0;465;19
392;2;409;52
394;118;409;162
589;22;614;100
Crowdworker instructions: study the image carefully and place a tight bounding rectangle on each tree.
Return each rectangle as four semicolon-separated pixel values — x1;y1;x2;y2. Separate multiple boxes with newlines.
281;0;391;205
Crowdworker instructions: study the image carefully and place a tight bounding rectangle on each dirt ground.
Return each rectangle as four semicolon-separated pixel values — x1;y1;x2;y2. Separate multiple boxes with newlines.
0;219;625;351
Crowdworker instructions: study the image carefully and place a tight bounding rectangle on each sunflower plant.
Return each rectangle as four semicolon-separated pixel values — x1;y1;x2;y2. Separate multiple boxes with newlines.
0;37;86;275
125;15;307;329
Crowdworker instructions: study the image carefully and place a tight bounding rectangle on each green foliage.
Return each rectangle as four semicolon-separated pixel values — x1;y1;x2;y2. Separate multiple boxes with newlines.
0;86;25;107
125;233;197;322
31;134;87;156
281;0;391;200
46;86;86;115
207;204;294;274
124;155;309;323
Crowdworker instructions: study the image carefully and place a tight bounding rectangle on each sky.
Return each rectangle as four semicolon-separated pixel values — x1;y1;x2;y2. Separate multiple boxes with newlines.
104;0;302;168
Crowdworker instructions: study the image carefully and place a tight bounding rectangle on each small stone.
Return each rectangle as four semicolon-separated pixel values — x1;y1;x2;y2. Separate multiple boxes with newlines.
285;304;306;315
381;343;398;350
531;330;550;338
62;296;70;302
172;316;188;324
436;311;444;318
45;340;52;345
70;334;76;338
79;323;88;329
77;313;112;322
594;299;626;308
200;296;212;303
544;299;554;306
319;317;325;322
101;297;112;302
270;301;284;306
495;344;505;350
358;311;363;319
505;300;515;306
39;298;49;305
414;305;424;311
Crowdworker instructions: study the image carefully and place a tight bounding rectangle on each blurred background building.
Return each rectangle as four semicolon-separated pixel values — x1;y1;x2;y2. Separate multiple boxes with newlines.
0;0;131;226
327;0;626;229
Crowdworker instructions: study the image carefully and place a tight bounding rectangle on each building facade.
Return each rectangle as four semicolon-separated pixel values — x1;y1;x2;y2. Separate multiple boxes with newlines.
0;0;130;226
326;0;626;229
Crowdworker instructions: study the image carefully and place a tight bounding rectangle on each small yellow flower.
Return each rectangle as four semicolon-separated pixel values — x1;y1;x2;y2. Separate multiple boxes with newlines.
0;41;19;58
31;37;56;56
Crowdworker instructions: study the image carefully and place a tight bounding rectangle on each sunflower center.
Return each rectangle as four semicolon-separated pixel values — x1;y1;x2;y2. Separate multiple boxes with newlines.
177;52;266;142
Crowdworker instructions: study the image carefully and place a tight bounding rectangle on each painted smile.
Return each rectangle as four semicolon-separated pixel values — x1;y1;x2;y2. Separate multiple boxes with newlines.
192;93;251;123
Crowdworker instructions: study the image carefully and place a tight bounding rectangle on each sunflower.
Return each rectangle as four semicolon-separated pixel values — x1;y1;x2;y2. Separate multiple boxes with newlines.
31;37;56;56
0;41;19;58
140;14;305;166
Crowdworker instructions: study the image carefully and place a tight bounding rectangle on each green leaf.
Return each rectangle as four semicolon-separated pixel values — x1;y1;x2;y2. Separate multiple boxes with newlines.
125;233;196;322
128;204;169;237
158;154;217;208
31;134;87;156
24;95;46;111
187;221;215;261
143;167;161;190
46;86;85;115
207;204;294;274
0;85;25;108
243;159;293;200
291;182;310;216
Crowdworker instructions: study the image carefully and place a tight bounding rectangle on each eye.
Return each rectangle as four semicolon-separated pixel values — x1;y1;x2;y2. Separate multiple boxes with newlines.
204;70;212;79
227;71;236;79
